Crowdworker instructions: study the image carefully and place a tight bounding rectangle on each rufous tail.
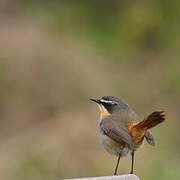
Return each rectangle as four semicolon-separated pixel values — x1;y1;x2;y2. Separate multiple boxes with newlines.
135;111;165;130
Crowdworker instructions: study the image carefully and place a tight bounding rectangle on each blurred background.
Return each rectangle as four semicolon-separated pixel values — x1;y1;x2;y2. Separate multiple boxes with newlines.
0;0;180;180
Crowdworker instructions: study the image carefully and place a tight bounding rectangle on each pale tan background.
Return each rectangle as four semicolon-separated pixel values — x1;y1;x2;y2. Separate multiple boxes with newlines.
0;1;179;180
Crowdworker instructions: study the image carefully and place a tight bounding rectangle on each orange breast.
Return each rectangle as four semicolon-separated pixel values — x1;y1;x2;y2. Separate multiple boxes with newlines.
98;104;110;119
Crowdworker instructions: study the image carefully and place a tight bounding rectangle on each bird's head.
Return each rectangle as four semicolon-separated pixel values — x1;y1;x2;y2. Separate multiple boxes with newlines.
90;96;128;119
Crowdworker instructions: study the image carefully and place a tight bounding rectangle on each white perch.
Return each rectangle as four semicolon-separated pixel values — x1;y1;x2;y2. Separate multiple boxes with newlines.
67;174;139;180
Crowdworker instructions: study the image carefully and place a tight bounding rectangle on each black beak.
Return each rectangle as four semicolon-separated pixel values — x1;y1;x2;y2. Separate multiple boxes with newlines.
90;98;101;104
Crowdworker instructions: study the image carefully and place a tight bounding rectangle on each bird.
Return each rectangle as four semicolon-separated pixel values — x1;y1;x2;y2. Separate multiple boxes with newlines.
90;96;165;175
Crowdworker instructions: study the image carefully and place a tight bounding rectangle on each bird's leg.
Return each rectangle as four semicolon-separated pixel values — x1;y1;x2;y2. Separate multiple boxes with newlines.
130;151;134;174
114;154;121;175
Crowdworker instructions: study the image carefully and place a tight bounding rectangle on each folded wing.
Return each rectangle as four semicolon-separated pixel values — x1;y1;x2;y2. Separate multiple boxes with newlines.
100;119;135;149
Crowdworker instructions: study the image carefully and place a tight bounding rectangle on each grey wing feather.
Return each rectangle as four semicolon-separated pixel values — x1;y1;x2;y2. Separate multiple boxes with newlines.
100;119;135;149
145;130;155;146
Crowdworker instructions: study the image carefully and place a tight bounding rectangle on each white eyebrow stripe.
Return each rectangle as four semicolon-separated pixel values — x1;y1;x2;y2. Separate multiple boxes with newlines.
100;99;115;104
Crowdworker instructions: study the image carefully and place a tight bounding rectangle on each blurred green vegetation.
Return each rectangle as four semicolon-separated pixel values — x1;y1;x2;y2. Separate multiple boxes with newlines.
0;1;179;180
20;0;180;59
